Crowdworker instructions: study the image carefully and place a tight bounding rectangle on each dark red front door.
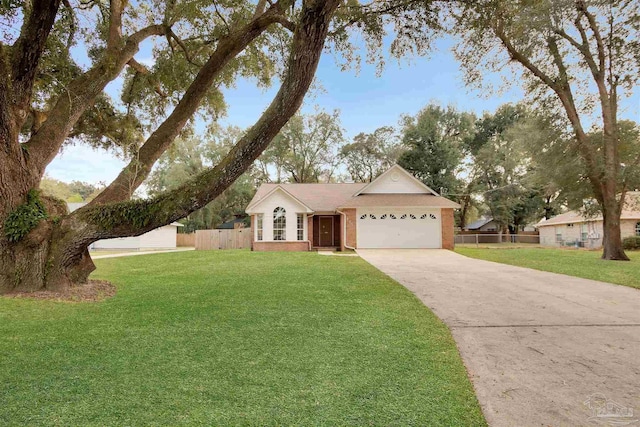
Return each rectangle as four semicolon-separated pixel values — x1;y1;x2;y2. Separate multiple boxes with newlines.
319;217;333;246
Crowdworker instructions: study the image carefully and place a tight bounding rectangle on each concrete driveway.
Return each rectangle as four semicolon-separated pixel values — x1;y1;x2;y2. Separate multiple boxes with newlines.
357;249;640;427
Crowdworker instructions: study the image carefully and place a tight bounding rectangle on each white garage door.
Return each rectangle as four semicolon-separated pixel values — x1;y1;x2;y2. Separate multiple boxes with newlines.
357;208;442;248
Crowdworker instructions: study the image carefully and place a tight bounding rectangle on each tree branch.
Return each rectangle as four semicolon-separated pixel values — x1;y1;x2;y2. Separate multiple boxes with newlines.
25;24;167;174
90;3;294;205
253;0;268;19
493;21;557;90
576;0;606;76
62;0;77;56
546;36;569;86
553;25;604;94
127;58;167;98
273;15;296;32
0;43;16;152
213;2;231;35
166;27;201;67
10;0;62;128
77;0;341;239
107;0;125;50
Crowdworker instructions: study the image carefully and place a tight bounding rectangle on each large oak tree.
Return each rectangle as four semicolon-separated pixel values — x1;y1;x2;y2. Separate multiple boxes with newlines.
0;0;439;292
451;0;640;260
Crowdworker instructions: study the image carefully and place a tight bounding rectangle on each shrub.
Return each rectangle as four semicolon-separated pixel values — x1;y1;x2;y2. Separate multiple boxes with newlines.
622;236;640;250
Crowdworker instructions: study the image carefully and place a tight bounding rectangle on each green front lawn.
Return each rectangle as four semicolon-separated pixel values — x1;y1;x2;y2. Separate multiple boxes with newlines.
456;247;640;289
0;251;485;426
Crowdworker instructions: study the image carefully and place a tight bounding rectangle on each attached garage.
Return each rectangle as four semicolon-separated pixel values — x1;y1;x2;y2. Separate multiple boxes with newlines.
357;208;442;248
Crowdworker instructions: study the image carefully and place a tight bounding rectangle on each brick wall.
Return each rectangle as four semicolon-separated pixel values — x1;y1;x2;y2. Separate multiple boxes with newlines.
441;208;454;250
342;208;357;250
252;241;309;252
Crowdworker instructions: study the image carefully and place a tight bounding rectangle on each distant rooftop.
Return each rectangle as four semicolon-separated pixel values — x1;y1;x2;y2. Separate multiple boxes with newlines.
466;217;494;230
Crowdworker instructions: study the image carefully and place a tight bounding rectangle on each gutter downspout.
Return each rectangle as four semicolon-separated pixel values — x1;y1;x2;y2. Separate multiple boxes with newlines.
336;209;356;251
307;214;314;251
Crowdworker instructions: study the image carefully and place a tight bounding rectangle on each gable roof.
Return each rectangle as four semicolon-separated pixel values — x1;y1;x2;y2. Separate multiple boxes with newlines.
249;182;367;212
216;217;248;229
354;164;440;196
466;217;495;230
537;192;640;227
245;185;315;213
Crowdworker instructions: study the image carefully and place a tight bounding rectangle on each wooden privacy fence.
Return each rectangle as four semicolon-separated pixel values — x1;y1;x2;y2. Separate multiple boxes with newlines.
195;229;252;250
176;233;196;247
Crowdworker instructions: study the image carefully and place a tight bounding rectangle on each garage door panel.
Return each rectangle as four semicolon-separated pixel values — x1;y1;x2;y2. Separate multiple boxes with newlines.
357;208;441;248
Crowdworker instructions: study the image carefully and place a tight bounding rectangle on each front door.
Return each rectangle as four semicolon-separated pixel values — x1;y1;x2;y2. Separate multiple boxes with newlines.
319;216;334;246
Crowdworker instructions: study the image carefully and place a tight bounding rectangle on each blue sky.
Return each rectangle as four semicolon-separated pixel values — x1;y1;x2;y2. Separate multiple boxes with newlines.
45;36;639;184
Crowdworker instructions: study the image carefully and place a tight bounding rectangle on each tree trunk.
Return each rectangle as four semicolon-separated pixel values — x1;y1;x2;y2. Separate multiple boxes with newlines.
600;191;629;260
0;196;96;293
0;233;95;293
458;194;471;230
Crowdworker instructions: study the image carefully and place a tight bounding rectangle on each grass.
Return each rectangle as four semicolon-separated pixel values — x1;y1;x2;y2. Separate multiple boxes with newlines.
0;250;485;426
90;248;191;257
456;247;640;290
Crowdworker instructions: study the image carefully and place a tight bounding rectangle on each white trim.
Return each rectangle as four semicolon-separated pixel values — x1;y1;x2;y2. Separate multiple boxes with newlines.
353;164;440;196
255;214;263;241
245;185;314;213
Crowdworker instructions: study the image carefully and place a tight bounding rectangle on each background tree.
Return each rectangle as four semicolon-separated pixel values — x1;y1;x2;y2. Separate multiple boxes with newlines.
147;132;255;232
467;104;544;233
261;109;345;183
340;126;401;182
1;0;442;292
397;103;475;200
40;177;101;203
524;116;640;217
454;175;483;230
451;0;640;259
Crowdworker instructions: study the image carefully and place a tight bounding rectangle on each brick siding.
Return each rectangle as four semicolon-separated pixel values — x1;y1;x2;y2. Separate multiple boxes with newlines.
441;208;455;250
252;241;310;252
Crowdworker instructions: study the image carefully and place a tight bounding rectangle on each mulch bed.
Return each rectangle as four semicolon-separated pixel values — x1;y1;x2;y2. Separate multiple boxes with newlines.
3;280;116;302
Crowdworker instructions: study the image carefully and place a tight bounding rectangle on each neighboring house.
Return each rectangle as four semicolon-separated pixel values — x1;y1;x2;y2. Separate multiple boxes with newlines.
536;193;640;248
216;216;248;229
465;217;537;233
465;217;498;232
68;202;183;250
245;165;460;251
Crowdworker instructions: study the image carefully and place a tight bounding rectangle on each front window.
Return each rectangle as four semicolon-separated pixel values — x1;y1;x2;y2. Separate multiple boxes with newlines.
636;222;640;236
256;214;263;241
297;214;304;241
555;233;563;243
581;224;587;241
273;207;286;240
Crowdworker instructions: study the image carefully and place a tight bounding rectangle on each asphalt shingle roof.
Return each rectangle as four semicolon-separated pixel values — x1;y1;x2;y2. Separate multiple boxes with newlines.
537;192;640;227
248;182;460;212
